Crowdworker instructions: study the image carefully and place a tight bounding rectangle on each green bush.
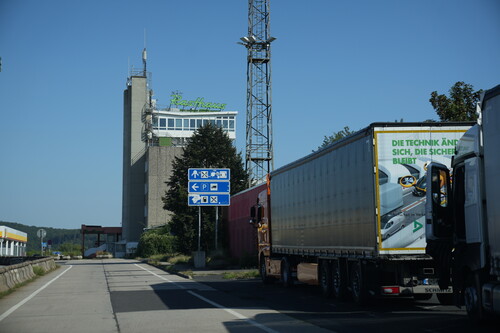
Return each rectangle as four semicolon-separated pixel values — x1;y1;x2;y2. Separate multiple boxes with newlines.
136;231;175;257
33;266;45;276
57;242;82;257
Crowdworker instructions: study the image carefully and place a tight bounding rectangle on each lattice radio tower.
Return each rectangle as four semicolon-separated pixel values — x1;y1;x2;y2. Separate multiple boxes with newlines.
239;0;276;186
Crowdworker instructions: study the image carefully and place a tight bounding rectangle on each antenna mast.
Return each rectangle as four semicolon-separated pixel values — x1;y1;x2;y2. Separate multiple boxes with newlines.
142;29;147;76
240;0;276;186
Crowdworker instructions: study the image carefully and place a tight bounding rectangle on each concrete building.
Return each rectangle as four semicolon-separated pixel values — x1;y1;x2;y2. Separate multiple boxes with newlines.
122;63;237;243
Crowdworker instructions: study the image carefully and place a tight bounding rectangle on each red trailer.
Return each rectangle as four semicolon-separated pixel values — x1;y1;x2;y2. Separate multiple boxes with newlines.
225;183;267;259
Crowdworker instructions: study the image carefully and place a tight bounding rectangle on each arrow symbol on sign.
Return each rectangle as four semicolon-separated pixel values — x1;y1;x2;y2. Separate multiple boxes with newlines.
191;183;199;191
413;221;423;233
191;195;201;203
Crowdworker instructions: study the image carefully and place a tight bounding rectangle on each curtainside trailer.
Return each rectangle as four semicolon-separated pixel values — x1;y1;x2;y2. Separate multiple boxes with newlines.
249;122;472;303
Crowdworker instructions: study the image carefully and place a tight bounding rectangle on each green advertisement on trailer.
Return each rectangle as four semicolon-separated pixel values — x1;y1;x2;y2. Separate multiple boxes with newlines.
374;126;470;254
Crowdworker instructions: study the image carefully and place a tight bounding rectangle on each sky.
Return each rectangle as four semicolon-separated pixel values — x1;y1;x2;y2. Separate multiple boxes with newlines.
0;0;499;229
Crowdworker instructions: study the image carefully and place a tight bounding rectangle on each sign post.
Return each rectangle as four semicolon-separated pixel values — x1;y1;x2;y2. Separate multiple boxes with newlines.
37;229;46;256
188;168;231;267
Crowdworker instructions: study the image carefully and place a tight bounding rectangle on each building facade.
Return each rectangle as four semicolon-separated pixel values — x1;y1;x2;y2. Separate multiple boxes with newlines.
122;70;237;243
0;226;27;256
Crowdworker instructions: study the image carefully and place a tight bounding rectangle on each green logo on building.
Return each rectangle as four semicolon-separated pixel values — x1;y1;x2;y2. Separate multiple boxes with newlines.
170;94;226;111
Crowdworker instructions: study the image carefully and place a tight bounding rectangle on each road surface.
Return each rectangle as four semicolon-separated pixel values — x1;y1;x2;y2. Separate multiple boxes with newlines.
0;259;497;333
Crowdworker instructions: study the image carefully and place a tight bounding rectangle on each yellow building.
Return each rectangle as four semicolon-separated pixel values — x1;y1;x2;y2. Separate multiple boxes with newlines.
0;226;27;256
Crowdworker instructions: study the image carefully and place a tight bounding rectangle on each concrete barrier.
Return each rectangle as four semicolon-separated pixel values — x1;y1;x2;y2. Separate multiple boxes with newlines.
0;258;57;293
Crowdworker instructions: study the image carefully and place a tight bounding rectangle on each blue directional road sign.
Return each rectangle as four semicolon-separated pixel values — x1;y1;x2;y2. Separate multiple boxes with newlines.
188;194;230;206
188;168;230;181
188;181;230;193
188;168;231;206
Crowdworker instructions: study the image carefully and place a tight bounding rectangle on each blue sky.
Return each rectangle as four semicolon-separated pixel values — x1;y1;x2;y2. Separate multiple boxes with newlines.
1;0;499;229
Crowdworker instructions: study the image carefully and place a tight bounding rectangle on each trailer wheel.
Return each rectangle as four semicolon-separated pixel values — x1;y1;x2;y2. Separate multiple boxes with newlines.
319;261;333;298
350;262;368;304
281;257;294;288
464;272;485;322
332;261;348;300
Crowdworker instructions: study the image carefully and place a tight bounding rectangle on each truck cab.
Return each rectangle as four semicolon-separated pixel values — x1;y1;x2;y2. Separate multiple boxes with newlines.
426;84;500;321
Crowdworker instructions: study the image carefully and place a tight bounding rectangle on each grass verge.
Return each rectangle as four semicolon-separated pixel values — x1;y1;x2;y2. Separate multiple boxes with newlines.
222;270;259;280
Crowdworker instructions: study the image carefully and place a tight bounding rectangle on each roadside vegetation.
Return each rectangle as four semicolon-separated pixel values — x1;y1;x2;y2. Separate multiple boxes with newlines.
222;270;259;280
135;233;259;279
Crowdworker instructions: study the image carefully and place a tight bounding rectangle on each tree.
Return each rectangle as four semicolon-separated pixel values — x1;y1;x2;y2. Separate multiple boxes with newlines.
136;231;174;257
315;126;355;151
429;81;483;121
162;123;249;253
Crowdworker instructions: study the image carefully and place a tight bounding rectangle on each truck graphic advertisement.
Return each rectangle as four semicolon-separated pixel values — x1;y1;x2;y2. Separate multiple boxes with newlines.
374;127;469;254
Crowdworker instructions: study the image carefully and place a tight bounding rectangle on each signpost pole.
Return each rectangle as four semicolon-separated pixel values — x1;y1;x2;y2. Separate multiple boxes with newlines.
215;207;219;250
188;168;230;268
37;229;46;256
198;206;201;252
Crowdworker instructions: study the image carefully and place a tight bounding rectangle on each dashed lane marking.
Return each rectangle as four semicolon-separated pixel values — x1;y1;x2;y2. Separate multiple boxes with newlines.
0;265;73;322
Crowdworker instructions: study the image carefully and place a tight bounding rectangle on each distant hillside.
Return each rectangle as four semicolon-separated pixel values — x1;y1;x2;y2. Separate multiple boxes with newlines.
0;221;97;254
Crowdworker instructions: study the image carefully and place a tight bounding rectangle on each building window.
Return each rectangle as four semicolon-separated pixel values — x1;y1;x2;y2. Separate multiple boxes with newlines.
168;118;175;130
159;118;166;130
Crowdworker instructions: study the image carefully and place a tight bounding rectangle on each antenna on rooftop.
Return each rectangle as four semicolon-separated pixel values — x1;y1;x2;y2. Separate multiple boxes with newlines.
142;29;147;76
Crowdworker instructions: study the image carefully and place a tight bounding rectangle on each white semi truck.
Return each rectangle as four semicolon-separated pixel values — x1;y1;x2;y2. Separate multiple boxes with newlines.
426;84;500;321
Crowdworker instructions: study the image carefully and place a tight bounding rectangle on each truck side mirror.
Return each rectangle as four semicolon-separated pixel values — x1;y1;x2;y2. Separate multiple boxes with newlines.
426;163;452;239
249;205;263;226
250;206;256;224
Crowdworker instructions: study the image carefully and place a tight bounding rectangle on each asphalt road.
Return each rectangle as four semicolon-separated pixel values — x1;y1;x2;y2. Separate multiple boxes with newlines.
194;272;499;333
0;259;497;333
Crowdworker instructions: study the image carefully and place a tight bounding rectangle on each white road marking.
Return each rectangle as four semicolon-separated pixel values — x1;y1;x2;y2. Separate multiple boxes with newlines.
134;263;186;289
0;265;73;322
135;263;280;333
401;197;426;212
187;290;280;333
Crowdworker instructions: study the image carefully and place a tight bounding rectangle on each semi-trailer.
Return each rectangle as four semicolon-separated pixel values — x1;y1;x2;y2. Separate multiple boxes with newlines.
246;122;472;303
426;84;500;321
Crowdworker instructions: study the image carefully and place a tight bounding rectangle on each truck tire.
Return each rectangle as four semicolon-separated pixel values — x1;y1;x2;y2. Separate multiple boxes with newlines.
281;257;294;288
332;260;348;300
319;261;333;298
350;262;368;305
464;272;485;322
